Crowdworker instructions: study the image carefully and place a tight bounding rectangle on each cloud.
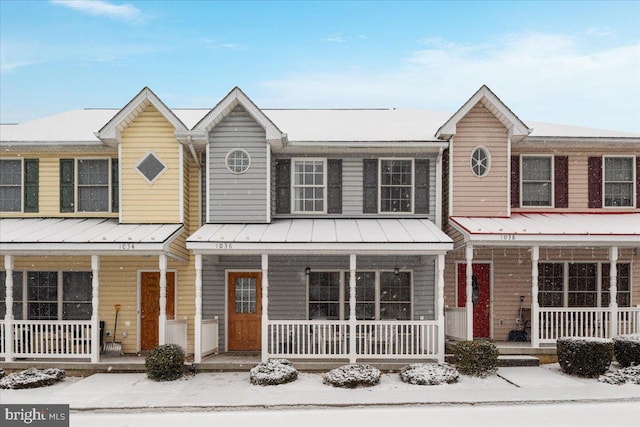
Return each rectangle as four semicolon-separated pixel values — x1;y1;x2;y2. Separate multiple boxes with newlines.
201;39;244;50
51;0;141;22
323;35;346;43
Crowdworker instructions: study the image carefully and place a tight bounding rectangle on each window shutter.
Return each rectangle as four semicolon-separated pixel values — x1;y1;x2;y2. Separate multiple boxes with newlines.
362;159;378;213
111;158;119;212
60;159;75;213
414;159;430;214
588;157;602;208
554;156;569;208
511;156;520;208
636;157;640;208
23;159;39;212
275;159;291;214
327;159;342;214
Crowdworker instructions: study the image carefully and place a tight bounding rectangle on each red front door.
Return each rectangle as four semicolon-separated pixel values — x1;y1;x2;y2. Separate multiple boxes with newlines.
457;263;491;338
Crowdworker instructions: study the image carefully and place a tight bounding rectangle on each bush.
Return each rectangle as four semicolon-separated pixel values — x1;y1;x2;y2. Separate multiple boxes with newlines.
250;359;298;386
557;337;613;377
323;364;381;388
599;365;640;385
0;368;65;389
453;340;498;377
613;334;640;367
145;344;185;381
399;363;459;385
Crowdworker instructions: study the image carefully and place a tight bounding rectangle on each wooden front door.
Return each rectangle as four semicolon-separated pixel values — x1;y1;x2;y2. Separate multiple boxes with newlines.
457;263;491;338
140;272;175;350
227;272;262;351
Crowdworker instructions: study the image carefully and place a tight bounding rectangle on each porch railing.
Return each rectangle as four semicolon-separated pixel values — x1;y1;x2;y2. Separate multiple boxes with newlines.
0;320;5;357
166;319;188;351
267;320;350;359
617;307;640;336
201;317;219;357
11;320;93;358
538;307;640;344
444;307;468;341
356;321;439;358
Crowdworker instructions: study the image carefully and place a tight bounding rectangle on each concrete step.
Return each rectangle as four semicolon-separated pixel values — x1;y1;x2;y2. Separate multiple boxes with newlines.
497;355;540;367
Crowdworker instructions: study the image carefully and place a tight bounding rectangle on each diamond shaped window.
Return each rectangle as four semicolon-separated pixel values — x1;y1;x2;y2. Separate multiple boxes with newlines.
136;152;166;183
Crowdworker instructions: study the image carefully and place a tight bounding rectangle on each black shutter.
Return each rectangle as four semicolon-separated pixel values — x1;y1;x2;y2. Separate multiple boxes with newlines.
23;159;39;212
414;159;430;214
363;159;378;213
588;157;602;208
60;159;75;212
327;159;342;214
111;158;119;212
275;159;291;214
554;156;569;208
636;157;640;208
511;156;520;208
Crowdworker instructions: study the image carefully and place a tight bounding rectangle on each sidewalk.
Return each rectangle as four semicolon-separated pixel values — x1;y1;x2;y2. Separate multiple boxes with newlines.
1;364;638;411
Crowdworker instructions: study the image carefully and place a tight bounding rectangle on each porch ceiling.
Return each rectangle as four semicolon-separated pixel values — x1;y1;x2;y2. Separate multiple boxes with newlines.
449;213;640;247
187;218;453;255
0;218;183;255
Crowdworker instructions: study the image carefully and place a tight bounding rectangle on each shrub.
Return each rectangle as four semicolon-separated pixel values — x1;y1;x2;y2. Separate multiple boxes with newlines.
599;365;640;385
0;368;65;389
453;340;498;377
250;359;298;386
613;334;640;367
557;337;613;377
323;364;381;388
145;344;185;381
399;363;459;385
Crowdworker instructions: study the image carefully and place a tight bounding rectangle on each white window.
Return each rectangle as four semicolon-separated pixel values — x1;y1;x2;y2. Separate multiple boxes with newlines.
292;158;326;213
604;156;634;207
77;159;110;212
521;156;553;207
0;159;22;212
380;159;413;213
225;149;251;174
470;146;491;177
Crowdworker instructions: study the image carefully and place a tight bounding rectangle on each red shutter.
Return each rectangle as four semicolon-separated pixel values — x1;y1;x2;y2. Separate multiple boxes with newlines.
511;156;520;208
588;157;602;208
554;156;569;208
636;157;640;208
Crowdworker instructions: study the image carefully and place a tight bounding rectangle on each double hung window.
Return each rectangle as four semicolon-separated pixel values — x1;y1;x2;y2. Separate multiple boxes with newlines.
77;159;110;212
521;156;553;207
380;159;413;213
604;157;634;207
0;159;22;212
292;159;326;213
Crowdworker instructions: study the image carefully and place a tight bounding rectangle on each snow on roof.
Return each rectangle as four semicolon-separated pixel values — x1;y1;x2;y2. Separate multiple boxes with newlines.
526;121;639;138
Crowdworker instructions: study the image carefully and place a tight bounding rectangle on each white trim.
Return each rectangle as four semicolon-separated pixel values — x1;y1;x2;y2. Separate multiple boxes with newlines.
206;143;210;224
469;145;491;177
603;155;636;208
188;243;452;255
134;151;168;185
520;154;554;208
179;147;184;224
291;157;327;214
224;148;252;174
136;268;178;352
198;151;204;227
507;130;512;217
378;158;415;214
118;144;123;223
435;148;443;228
449;138;454;217
0;157;24;214
266;144;271;223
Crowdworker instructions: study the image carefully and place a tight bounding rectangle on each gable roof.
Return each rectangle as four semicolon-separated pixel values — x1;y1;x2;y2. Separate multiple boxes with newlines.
97;87;188;144
436;85;531;140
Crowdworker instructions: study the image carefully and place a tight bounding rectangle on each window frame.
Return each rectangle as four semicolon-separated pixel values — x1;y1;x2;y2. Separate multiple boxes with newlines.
602;155;635;208
378;158;415;214
135;151;168;184
75;158;112;213
469;146;491;177
520;154;554;208
291;157;327;214
224;148;251;175
0;158;23;213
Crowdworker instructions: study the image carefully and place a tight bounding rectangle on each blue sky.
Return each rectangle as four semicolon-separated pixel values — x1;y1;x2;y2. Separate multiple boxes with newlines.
1;0;639;132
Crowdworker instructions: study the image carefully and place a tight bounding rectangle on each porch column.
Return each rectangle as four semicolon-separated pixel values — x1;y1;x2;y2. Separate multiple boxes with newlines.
91;255;100;363
261;254;269;362
436;254;445;363
4;255;14;362
349;254;357;363
158;254;167;346
609;247;618;338
194;254;203;363
531;246;540;347
465;245;474;340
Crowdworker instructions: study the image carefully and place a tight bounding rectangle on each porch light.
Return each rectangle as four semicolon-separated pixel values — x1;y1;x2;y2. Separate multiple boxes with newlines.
394;267;400;275
305;267;311;276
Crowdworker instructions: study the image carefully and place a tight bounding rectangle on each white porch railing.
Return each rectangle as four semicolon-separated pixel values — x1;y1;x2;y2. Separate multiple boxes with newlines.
617;307;640;335
0;320;5;358
166;319;188;351
538;308;611;343
201;318;219;357
356;321;439;358
267;320;350;359
444;307;468;341
11;320;93;359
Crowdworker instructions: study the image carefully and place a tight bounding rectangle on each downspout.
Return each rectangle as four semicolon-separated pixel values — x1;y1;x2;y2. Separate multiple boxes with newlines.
435;147;443;229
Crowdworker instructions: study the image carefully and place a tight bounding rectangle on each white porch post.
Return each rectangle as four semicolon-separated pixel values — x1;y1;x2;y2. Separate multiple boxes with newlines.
194;254;203;363
158;254;167;346
4;255;14;362
261;254;269;362
609;247;618;338
436;254;446;363
349;254;357;363
465;245;474;340
531;246;540;348
91;255;100;363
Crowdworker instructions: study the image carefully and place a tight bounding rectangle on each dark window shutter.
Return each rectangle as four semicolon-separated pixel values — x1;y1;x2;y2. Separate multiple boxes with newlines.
636;157;640;208
363;159;378;213
111;158;119;212
554;156;569;208
415;159;430;214
588;157;602;208
327;159;342;214
511;156;520;208
275;159;291;214
60;159;75;213
23;159;39;212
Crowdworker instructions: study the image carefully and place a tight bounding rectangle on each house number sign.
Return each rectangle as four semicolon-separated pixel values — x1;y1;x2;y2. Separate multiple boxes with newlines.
215;242;233;249
500;234;516;240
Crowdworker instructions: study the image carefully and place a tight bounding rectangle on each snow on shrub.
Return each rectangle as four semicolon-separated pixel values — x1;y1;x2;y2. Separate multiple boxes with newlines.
250;359;298;386
557;337;613;377
453;340;498;377
613;334;640;367
323;364;381;388
0;368;65;389
145;344;186;381
0;369;4;379
399;363;459;385
598;365;640;385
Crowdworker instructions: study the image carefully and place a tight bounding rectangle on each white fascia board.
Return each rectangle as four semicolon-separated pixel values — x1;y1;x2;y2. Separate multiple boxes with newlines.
0;243;172;254
186;242;453;254
458;236;640;247
283;140;449;149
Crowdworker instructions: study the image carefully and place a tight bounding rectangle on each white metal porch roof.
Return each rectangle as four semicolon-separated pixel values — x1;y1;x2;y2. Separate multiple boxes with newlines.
187;218;453;255
449;213;640;247
0;218;183;255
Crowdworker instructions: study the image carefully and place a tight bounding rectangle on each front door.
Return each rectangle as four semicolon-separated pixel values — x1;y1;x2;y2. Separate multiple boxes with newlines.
457;263;491;338
140;272;175;350
227;272;262;351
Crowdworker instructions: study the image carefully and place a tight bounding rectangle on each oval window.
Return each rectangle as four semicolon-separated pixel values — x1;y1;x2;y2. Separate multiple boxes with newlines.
470;146;490;177
225;149;251;174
